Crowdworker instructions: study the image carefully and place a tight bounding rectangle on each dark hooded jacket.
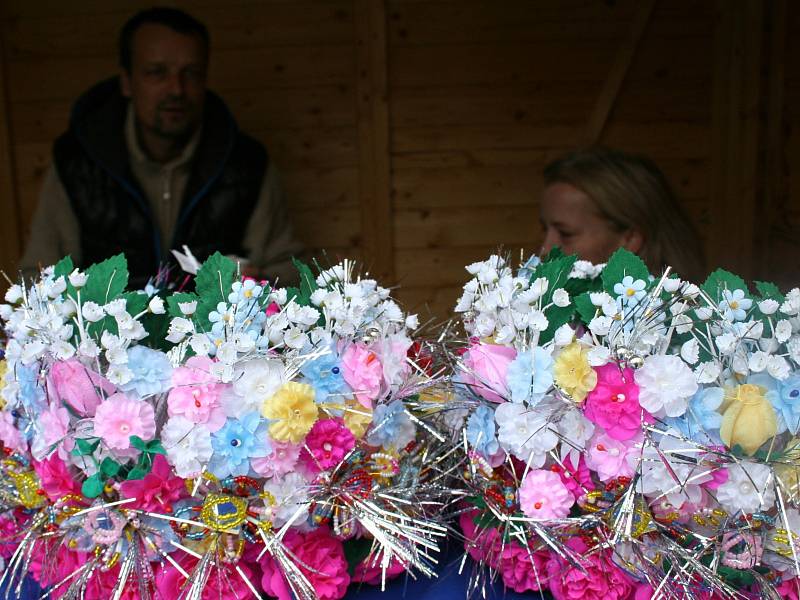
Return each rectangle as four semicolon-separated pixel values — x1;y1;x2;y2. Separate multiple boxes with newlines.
52;77;267;286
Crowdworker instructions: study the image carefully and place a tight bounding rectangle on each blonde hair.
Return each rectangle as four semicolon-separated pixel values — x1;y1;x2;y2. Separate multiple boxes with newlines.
543;146;705;281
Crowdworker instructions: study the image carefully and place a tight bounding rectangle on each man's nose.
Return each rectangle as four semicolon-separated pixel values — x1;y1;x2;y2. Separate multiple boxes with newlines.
166;71;186;96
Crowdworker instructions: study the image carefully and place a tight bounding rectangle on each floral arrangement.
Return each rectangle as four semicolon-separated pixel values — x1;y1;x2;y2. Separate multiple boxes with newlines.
0;254;450;600
450;249;800;599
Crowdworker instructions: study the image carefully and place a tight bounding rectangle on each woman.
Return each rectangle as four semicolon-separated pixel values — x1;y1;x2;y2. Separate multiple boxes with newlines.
540;146;704;281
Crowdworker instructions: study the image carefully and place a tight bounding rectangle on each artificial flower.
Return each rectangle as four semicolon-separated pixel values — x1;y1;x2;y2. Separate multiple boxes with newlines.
232;358;286;415
120;346;172;397
48;358;114;416
32;454;81;502
341;343;384;408
118;454;185;513
366;399;415;450
518;468;574;519
342;396;373;439
262;471;310;527
262;382;319;443
208;412;270;478
635;354;698;418
717;461;776;514
301;418;355;473
552;342;597;402
719;383;777;454
93;393;156;451
719;288;752;321
161;415;214;478
167;356;226;432
584;432;640;482
300;348;348;407
498;542;550;593
461;342;516;403
495;402;558;466
251;441;300;479
506;347;554;405
583;363;650;441
546;537;634;600
466;404;499;457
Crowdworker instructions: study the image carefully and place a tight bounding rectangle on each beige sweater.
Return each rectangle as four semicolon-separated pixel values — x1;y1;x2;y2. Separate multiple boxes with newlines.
20;108;304;285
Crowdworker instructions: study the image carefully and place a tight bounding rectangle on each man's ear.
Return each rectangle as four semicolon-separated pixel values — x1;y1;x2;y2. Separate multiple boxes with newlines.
120;70;132;98
621;228;645;255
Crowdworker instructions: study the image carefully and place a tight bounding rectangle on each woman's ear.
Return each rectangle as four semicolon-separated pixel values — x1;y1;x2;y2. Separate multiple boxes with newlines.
621;228;644;255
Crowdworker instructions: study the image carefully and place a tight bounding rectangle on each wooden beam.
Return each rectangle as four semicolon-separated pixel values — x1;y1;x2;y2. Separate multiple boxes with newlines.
0;19;22;277
354;0;394;283
584;0;657;145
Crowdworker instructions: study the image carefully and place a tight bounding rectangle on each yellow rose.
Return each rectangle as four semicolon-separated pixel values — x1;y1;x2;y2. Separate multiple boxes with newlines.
262;382;318;443
553;343;597;403
720;383;777;455
343;397;373;439
0;360;6;409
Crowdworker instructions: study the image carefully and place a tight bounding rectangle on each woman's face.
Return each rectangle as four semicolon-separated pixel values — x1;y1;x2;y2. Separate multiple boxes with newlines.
540;182;632;264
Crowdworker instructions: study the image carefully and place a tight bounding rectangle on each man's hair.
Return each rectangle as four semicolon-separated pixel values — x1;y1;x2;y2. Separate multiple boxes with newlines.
119;7;210;72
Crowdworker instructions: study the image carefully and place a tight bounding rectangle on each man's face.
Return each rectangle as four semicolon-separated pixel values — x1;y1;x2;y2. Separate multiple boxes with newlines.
121;23;207;140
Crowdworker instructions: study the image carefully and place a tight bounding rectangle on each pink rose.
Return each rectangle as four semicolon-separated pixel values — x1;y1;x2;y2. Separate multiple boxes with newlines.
774;579;800;600
155;553;255;599
48;358;115;416
583;364;652;441
32;455;82;502
118;454;185;512
459;510;502;568
168;356;226;431
260;528;350;600
301;418;355;473
498;542;550;593
0;411;25;453
551;456;595;500
547;537;634;600
519;469;573;519
38;405;72;458
341;343;384;409
0;515;21;559
461;343;517;403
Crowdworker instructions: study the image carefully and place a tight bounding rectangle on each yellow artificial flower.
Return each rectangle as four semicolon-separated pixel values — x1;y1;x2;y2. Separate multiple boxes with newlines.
343;397;373;439
262;382;319;443
720;383;777;455
0;360;6;409
552;343;597;403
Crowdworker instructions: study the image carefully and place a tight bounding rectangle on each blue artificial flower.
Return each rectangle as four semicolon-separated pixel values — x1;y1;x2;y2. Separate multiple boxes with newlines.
518;255;541;279
666;386;724;443
121;346;172;397
228;280;264;305
301;348;347;407
367;400;416;449
770;374;800;434
209;413;271;478
16;363;45;413
506;348;554;405
466;404;499;457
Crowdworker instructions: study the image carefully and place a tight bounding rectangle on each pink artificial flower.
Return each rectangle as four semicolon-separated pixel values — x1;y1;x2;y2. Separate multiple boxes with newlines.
459;510;502;569
635;582;739;600
0;515;21;559
518;469;574;519
118;454;185;513
461;342;517;403
583;364;652;441
550;456;595;501
168;356;227;431
155;553;256;599
547;537;635;600
498;542;550;593
38;405;72;458
251;441;301;478
301;418;355;473
93;393;156;451
341;343;384;409
352;556;406;585
774;579;800;600
265;301;281;316
48;358;115;417
260;528;350;600
584;431;641;482
0;410;25;453
32;455;81;502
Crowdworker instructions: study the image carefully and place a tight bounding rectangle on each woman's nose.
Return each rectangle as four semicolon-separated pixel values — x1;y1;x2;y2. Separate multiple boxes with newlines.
540;229;558;254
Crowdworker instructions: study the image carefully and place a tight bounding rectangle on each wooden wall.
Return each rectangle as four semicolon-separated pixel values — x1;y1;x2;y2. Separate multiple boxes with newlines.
0;0;794;320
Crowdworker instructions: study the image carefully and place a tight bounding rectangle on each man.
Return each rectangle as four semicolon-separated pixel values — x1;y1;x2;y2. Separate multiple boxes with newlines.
20;7;303;286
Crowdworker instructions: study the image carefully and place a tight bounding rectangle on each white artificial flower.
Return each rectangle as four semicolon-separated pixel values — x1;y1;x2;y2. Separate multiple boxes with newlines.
68;269;88;288
216;341;238;365
719;289;752;321
473;313;496;338
635;355;698;417
495;403;558;467
166;317;194;343
78;338;100;359
748;351;769;373
52;341;75;361
530;277;549;299
587;346;611;367
178;301;197;316
117;315;146;341
105;346;128;365
189;333;213;357
588;316;612;337
732;353;750;376
553;323;575;347
232;358;285;413
148;296;165;315
767;355;791;380
106;364;133;386
263;472;311;527
162;416;214;478
558;408;594;466
776;319;793;344
662;278;682;293
233;332;256;353
100;331;121;350
494;324;515;345
269;288;288;305
209;361;234;383
695;307;713;321
0;304;12;320
283;327;307;349
81;301;105;322
717;462;775;514
781;289;800;316
552;288;570;308
528;310;548;332
759;299;779;315
4;285;23;305
715;333;737;355
104;299;127;317
682;283;701;299
405;314;419;330
48;276;67;298
569;260;603;279
634;433;712;508
680;338;700;365
21;340;46;364
672;312;694;334
788;336;800;365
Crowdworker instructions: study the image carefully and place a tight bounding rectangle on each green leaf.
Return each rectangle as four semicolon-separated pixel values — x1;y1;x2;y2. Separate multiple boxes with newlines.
126;467;148;481
100;457;121;478
53;256;74;279
702;269;749;304
575;292;597;326
74;438;100;456
129;435;147;451
81;474;105;499
601;248;650;296
539;305;573;345
167;292;201;318
343;538;373;576
294;258;318;298
146;440;166;455
194;253;235;327
755;280;785;303
81;254;129;305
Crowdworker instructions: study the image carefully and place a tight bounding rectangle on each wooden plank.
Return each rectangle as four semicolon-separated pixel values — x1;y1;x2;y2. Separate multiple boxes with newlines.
391;121;709;158
3;3;354;58
395;246;527;287
291;206;362;250
282;167;359;209
6;44;355;103
394;284;463;322
584;0;657;144
0;26;22;274
355;0;394;282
